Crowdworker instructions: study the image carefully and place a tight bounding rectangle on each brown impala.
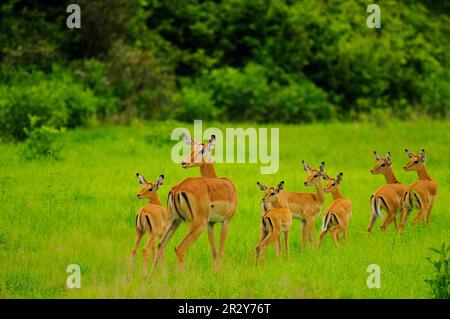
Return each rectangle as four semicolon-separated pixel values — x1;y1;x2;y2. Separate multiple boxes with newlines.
153;134;237;272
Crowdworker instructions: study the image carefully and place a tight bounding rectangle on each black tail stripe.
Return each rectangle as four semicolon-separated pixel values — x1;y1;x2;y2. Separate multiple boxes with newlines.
145;215;152;231
267;217;274;230
173;192;185;221
414;192;422;208
380;196;389;212
181;192;193;220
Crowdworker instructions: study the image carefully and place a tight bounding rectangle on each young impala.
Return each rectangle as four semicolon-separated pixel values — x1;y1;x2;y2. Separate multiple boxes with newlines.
317;172;352;249
400;149;438;230
257;161;325;251
367;151;408;233
255;181;292;265
153;134;237;272
129;173;169;278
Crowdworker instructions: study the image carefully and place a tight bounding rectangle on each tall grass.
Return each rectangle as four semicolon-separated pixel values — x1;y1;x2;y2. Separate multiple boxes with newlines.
0;119;449;298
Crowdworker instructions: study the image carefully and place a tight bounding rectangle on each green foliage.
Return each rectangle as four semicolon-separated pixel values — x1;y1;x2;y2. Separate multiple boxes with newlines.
0;67;107;140
23;115;64;160
425;243;450;299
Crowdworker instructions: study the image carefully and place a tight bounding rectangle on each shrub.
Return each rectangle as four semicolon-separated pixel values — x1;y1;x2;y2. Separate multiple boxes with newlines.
0;67;106;140
174;86;221;121
22;115;64;160
425;243;450;299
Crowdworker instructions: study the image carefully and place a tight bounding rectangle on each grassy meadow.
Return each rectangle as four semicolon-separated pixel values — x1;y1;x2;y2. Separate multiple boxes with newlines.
0;119;449;298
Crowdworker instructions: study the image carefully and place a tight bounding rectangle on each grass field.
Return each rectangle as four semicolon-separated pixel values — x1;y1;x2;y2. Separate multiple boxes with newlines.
0;119;448;298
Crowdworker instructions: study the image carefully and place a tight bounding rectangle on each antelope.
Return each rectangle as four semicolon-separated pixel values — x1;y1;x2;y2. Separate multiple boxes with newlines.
317;172;352;249
129;173;169;278
255;181;292;265
257;161;325;251
367;151;408;233
153;134;237;272
400;149;438;230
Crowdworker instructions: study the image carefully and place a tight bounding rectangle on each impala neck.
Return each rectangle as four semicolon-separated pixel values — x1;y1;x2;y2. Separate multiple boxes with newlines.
200;163;218;178
148;193;162;206
416;164;432;180
331;188;344;200
384;167;399;184
314;181;325;204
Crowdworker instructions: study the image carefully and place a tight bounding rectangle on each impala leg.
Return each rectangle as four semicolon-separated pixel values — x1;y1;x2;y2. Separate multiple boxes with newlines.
306;219;315;250
400;200;411;231
128;230;144;280
343;227;348;246
301;220;307;252
380;212;394;232
217;219;231;272
152;218;181;271
393;211;399;231
426;202;434;225
412;208;425;225
275;236;282;259
175;222;207;272
207;222;218;272
331;226;340;248
142;236;157;278
284;230;290;260
317;230;327;250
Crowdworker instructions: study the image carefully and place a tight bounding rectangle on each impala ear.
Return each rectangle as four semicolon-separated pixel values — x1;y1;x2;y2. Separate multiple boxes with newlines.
319;161;325;173
420;149;426;161
405;148;414;158
386;152;392;164
205;135;216;152
182;132;197;146
302;160;310;172
336;172;343;184
373;151;382;161
320;170;329;180
277;181;285;192
136;173;147;185
155;174;164;189
257;182;267;191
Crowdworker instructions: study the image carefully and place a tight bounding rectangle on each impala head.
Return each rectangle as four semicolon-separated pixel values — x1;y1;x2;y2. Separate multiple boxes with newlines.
257;181;284;204
322;172;343;193
136;173;164;200
403;148;426;171
303;160;325;187
181;133;215;169
370;151;392;174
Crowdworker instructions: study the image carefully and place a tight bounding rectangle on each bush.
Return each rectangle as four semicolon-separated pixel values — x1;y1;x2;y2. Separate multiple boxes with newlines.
23;115;64;160
425;243;450;299
0;67;107;140
180;63;335;123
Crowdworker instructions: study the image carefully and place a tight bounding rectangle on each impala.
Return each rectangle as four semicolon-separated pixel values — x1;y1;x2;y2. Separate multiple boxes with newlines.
255;181;292;265
400;149;438;230
129;173;168;278
153;134;237;272
317;172;352;249
367;151;408;233
257;161;325;251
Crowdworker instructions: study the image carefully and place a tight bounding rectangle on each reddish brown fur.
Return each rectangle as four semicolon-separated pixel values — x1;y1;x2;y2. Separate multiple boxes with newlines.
367;152;408;233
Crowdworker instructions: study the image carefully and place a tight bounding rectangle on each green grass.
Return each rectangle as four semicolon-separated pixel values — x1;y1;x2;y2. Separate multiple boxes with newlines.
0;119;449;298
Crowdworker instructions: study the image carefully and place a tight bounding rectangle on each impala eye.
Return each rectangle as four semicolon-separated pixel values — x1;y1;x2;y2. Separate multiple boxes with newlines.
331;183;335;186
414;160;419;164
381;163;386;167
148;187;152;191
314;174;318;178
270;192;275;196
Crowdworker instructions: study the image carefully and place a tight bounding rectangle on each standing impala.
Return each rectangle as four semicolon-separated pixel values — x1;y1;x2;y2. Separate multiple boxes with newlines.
129;173;169;278
400;149;438;230
317;172;352;249
153;134;237;272
257;161;325;251
367;151;408;233
255;181;292;265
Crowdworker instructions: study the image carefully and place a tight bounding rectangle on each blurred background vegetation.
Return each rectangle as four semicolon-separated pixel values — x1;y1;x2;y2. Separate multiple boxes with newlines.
0;0;449;142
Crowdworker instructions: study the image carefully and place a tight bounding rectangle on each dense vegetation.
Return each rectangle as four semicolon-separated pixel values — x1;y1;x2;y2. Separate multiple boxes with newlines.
1;0;449;141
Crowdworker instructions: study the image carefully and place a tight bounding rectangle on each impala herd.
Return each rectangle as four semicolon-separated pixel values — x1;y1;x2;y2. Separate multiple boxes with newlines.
128;134;438;277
